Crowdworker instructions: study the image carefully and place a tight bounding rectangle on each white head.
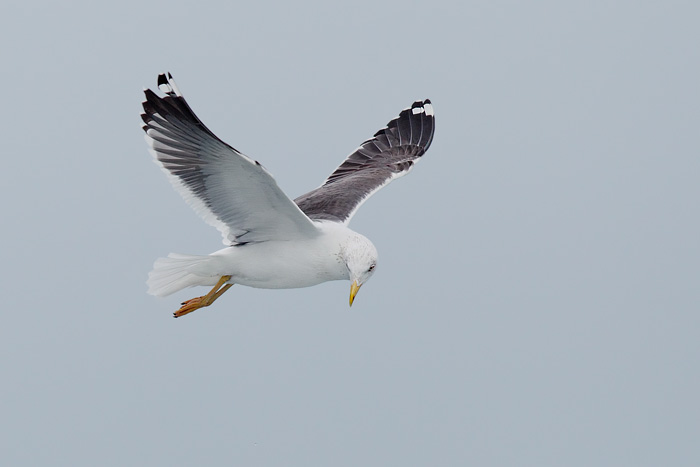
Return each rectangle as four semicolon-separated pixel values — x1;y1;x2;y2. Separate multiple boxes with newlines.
340;232;378;306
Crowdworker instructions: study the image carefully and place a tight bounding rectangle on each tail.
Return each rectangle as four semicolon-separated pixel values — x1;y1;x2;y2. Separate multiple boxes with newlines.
147;253;218;297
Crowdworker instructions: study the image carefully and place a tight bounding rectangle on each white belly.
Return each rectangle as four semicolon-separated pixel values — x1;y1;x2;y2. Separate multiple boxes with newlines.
207;236;350;289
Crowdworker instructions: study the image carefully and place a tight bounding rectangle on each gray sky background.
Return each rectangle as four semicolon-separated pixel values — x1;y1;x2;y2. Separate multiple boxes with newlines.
2;1;698;465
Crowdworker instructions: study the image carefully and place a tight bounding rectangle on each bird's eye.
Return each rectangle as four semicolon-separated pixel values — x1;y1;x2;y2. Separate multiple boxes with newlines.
368;264;376;272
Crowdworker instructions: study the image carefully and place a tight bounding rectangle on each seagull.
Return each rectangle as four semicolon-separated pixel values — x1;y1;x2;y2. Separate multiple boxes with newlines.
142;73;435;317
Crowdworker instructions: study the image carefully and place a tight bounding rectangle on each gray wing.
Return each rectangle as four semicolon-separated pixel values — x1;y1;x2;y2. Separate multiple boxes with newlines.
141;73;319;245
294;100;435;224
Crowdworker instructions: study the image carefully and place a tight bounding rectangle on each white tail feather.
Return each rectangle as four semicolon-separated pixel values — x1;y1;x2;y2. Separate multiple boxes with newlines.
147;253;218;297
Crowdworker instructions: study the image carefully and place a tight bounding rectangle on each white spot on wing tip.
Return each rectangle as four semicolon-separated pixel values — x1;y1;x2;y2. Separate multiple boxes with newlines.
158;82;173;94
168;75;183;96
157;74;183;96
411;102;434;116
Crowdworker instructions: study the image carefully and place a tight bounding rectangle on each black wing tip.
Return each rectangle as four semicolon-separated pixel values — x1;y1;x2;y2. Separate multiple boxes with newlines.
157;73;168;87
156;71;175;83
388;99;434;127
142;87;158;101
142;73;178;104
372;99;435;143
141;73;186;124
408;99;434;117
141;77;169;108
154;72;180;97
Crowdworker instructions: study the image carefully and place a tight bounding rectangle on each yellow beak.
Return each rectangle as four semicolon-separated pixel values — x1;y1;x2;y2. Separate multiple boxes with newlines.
349;280;361;306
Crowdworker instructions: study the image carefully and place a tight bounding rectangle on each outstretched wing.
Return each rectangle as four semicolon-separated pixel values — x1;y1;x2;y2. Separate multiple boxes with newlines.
294;100;435;224
142;73;319;245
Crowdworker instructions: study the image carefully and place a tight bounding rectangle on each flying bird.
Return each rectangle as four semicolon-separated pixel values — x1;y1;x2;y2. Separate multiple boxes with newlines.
142;73;435;317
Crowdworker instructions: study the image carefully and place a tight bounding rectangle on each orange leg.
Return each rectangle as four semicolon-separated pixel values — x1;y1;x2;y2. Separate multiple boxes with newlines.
174;275;233;318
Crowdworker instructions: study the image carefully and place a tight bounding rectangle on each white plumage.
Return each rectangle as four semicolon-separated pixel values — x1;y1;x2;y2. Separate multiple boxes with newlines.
141;73;434;316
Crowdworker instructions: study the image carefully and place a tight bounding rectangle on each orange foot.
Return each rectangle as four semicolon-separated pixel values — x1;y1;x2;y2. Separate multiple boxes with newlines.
174;275;233;318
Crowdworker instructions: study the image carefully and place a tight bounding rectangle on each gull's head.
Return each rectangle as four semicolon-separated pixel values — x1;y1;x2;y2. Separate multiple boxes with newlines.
340;233;378;307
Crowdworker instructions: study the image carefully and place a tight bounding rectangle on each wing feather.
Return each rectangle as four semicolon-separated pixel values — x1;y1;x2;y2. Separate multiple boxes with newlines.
294;100;435;224
142;73;319;245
